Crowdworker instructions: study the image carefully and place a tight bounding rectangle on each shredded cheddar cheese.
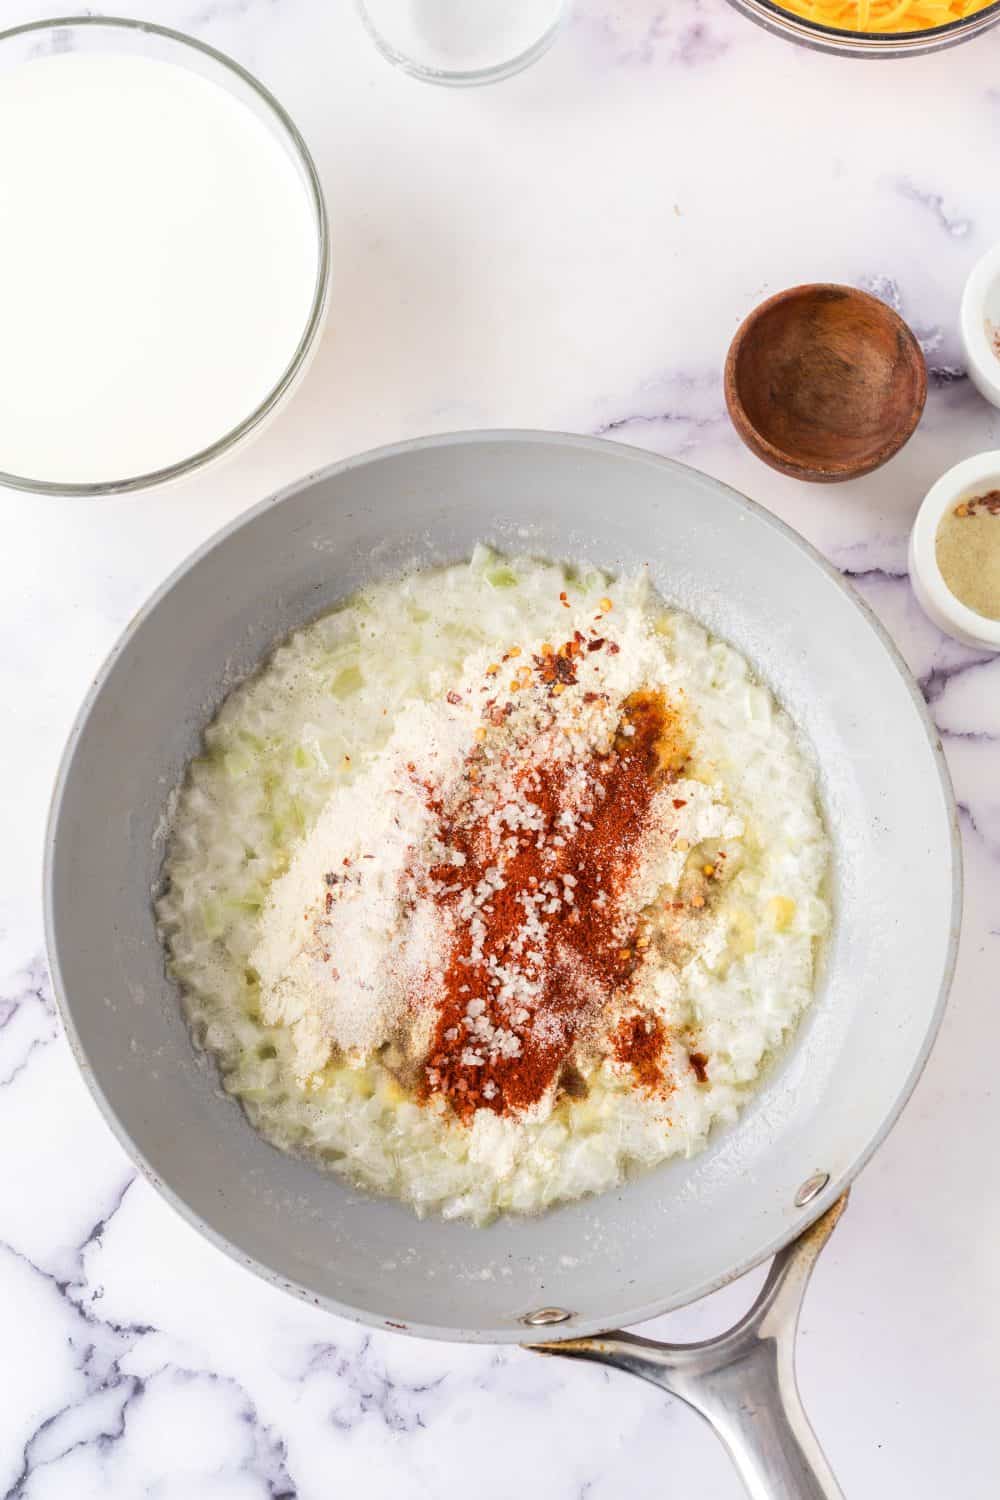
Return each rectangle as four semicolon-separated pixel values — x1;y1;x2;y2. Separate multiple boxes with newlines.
775;0;993;32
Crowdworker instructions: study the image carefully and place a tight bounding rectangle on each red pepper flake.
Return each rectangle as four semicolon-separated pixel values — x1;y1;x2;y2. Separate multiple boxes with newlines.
534;639;579;688
446;690;462;705
588;638;605;652
955;489;1000;518
324;891;333;913
672;798;687;809
559;591;570;608
608;642;620;655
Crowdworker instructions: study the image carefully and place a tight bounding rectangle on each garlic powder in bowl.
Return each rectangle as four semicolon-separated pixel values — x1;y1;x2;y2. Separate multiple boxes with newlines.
910;452;1000;652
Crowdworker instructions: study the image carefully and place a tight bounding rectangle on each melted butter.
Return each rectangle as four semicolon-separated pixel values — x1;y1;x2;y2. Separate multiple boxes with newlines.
767;896;797;932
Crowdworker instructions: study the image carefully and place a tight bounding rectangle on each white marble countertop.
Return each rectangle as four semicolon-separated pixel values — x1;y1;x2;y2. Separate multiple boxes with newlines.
3;1;999;1495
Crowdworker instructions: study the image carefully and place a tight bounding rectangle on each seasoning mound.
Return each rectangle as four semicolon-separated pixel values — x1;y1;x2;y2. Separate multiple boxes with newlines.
421;682;681;1120
253;606;741;1126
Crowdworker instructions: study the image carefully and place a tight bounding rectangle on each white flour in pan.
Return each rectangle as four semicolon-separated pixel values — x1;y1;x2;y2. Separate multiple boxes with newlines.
157;550;830;1224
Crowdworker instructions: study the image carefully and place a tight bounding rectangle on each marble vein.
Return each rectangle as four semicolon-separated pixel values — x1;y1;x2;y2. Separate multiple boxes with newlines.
297;1336;449;1433
0;957;57;1090
894;178;972;239
1;1232;152;1500
591;371;726;455
574;0;734;66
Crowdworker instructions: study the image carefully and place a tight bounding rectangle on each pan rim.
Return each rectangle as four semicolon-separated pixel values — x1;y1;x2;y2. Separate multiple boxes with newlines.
43;428;962;1343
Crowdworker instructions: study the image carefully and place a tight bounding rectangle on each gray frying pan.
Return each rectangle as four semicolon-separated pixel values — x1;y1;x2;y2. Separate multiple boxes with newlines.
45;432;960;1499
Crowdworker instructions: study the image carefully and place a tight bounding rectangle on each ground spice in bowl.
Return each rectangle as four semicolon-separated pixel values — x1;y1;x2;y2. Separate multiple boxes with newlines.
935;489;1000;621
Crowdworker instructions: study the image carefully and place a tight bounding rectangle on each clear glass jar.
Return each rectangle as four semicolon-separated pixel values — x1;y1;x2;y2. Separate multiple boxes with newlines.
357;0;568;85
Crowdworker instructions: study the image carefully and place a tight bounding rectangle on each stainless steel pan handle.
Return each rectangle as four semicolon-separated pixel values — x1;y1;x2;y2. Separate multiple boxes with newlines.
532;1194;847;1500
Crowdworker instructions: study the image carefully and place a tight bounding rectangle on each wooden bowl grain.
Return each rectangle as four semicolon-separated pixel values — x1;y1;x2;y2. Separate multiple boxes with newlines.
724;284;927;483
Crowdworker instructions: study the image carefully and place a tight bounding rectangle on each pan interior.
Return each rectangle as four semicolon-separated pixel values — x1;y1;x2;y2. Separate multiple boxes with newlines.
46;433;957;1341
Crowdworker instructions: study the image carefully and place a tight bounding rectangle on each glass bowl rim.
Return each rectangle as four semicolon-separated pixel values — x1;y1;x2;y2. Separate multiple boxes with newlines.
355;0;569;87
733;0;1000;43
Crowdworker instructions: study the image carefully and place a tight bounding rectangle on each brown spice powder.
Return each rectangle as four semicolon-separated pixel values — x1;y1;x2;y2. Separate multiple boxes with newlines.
936;489;1000;621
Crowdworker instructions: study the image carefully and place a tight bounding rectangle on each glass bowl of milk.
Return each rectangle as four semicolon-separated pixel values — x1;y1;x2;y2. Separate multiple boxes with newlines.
0;17;329;495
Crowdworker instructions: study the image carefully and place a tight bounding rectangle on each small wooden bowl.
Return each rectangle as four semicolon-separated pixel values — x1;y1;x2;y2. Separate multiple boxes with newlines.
724;284;927;483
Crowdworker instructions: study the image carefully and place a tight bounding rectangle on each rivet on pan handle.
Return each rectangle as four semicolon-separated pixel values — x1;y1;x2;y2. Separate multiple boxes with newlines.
531;1192;848;1500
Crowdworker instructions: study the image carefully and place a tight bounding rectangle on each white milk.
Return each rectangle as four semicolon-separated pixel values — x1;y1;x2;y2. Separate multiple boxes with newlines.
0;52;321;485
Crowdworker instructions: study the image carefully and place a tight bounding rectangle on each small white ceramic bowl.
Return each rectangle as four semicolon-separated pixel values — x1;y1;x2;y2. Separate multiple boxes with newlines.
909;450;1000;651
960;245;1000;409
